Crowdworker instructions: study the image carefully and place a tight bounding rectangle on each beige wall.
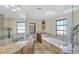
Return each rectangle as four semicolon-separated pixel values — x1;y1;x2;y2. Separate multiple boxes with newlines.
26;18;52;35
4;17;17;36
0;8;79;40
0;14;19;40
26;9;79;36
51;9;79;35
51;12;72;35
26;19;42;34
26;12;73;35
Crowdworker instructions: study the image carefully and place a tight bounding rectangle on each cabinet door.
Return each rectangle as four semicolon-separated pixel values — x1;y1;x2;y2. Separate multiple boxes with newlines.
15;49;22;54
22;43;34;54
37;33;42;43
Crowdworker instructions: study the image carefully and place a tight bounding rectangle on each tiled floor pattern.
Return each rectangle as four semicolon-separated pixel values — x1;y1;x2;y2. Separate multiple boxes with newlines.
34;42;53;54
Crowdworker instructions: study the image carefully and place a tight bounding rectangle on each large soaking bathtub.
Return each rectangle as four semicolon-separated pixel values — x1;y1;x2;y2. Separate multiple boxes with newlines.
41;34;72;53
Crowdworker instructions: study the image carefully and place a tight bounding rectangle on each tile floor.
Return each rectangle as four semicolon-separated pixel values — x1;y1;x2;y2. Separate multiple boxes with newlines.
34;42;53;54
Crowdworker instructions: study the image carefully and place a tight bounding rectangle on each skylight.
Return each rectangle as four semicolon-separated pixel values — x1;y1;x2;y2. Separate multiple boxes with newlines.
3;5;22;12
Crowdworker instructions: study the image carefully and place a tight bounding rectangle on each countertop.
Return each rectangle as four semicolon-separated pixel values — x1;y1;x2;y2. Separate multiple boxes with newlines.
0;40;33;54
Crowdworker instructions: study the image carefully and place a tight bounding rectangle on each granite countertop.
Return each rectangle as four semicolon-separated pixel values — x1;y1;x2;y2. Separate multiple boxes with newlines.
0;35;34;54
0;40;31;54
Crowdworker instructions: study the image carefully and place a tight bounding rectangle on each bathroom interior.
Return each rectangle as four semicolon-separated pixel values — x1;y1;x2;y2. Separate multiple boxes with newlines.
0;5;79;54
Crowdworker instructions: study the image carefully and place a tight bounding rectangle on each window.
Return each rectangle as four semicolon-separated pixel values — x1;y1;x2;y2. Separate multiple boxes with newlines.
30;23;36;34
17;21;25;39
56;19;67;35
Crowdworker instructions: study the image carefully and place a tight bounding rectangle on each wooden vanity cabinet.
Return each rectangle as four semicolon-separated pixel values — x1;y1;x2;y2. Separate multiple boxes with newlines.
37;33;42;43
15;42;34;54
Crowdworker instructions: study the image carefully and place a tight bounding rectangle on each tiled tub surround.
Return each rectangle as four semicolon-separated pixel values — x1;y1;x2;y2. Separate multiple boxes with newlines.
41;34;72;53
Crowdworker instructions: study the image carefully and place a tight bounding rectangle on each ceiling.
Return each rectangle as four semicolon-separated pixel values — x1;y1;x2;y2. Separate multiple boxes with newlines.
0;5;79;20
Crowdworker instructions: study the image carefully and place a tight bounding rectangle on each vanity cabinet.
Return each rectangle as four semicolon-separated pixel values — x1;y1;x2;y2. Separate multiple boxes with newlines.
37;33;42;43
15;42;34;54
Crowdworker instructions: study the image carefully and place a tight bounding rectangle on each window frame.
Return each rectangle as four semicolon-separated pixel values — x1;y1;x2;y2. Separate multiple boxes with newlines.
16;21;25;34
29;23;36;34
56;19;67;35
